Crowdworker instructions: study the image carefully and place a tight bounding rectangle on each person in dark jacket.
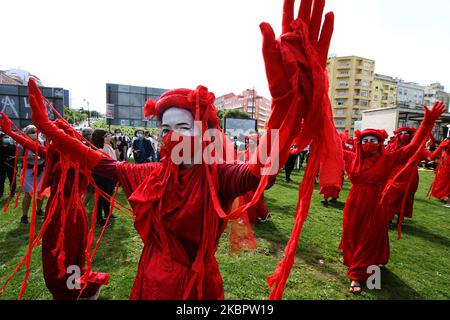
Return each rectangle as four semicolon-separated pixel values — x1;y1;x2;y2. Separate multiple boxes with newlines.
0;133;17;200
132;129;154;163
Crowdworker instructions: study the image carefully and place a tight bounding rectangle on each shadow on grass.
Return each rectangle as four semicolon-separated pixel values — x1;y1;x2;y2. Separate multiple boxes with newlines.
298;245;349;284
91;222;134;271
413;196;447;209
363;267;423;300
321;201;346;211
400;224;450;248
0;217;45;268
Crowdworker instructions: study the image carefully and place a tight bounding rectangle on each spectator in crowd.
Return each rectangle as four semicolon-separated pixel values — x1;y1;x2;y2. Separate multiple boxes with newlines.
91;129;117;227
18;125;46;224
145;132;158;162
82;127;95;205
132;129;154;163
113;128;130;161
0;132;17;201
81;127;93;144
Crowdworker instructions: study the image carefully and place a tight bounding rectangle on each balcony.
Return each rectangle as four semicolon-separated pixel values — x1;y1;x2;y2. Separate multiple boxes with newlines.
336;72;351;78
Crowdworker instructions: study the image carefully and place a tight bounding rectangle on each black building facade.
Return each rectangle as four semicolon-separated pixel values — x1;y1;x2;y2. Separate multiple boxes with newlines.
106;83;168;127
0;84;65;129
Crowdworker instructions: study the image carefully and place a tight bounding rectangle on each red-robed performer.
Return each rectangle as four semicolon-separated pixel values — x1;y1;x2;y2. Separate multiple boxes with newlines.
340;102;445;294
319;131;352;204
239;135;270;225
228;135;270;254
385;127;431;224
429;137;450;207
25;0;343;300
0;113;109;300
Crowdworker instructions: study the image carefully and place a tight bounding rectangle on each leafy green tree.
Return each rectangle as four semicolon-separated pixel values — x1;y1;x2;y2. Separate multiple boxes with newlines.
224;109;251;119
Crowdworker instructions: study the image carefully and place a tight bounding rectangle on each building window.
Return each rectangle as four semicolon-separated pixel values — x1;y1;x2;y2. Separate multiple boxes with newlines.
339;81;348;87
335;120;345;126
339;70;349;75
337;90;347;96
336;109;345;115
336;98;347;105
360;100;369;107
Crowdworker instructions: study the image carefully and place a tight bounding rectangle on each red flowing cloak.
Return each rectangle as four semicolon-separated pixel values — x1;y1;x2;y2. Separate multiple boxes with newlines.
340;135;429;282
93;158;274;299
386;144;430;220
430;139;450;200
39;141;109;299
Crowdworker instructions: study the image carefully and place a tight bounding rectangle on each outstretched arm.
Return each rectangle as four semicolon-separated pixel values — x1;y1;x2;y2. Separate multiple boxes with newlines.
0;112;47;158
27;78;105;170
391;102;446;165
251;0;337;177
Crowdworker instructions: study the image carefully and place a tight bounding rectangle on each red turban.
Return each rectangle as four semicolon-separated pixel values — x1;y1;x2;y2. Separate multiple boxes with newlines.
393;126;417;135
143;85;220;129
355;129;389;143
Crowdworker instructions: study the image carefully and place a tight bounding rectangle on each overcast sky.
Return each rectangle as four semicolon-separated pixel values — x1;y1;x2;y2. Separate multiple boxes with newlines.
1;0;449;112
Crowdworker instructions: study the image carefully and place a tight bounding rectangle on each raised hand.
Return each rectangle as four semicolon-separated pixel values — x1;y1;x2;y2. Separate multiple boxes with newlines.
0;112;14;135
260;0;334;99
424;101;446;124
28;77;53;130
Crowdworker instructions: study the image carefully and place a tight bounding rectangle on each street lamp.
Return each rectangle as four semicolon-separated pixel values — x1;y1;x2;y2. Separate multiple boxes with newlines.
83;99;91;127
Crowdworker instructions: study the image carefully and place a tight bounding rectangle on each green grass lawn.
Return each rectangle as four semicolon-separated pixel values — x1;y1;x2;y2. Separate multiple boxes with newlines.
0;169;449;300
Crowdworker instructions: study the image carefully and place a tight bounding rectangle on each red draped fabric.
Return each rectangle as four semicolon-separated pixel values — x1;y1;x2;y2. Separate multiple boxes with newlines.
430;139;450;200
113;160;274;299
340;122;435;281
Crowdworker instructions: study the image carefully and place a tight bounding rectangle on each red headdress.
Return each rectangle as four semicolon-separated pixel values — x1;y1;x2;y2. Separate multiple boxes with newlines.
354;129;389;143
386;127;417;152
393;126;417;135
144;86;220;129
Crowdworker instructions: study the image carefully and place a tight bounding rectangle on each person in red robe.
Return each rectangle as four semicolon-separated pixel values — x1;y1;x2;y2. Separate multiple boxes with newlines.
0;114;109;300
340;102;445;294
319;131;351;204
385;127;431;225
19;0;344;300
429;137;450;207
228;135;269;255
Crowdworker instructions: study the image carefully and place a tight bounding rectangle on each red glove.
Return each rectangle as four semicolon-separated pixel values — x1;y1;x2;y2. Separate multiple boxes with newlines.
0;112;47;158
260;0;333;100
423;101;446;126
28;78;102;169
408;101;446;152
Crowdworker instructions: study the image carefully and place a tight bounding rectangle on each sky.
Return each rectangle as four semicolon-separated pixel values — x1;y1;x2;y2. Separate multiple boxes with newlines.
1;0;449;112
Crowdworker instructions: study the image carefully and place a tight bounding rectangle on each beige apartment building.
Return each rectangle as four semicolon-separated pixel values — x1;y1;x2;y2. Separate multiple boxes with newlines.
372;74;398;109
327;56;375;134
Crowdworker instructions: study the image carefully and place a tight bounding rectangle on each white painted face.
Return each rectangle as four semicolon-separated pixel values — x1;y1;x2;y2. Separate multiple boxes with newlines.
361;135;379;144
161;107;199;137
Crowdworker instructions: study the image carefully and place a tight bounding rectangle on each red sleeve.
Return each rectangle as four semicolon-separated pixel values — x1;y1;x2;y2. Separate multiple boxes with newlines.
343;150;356;174
218;163;276;203
92;157;119;181
115;161;159;198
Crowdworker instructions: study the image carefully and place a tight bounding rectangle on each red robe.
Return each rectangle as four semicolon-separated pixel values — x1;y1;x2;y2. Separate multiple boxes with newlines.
93;158;274;299
386;142;430;220
41;149;109;300
430;139;450;200
340;139;426;282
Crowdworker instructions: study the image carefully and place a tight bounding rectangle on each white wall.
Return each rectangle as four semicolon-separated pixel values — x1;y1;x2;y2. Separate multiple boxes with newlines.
361;107;398;136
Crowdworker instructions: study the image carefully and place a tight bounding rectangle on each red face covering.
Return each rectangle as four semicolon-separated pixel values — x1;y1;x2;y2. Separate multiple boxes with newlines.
362;142;379;156
399;134;411;144
160;131;199;163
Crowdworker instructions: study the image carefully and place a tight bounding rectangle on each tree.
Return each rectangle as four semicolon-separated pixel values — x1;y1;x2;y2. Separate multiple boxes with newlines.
217;109;225;120
63;107;87;125
224;109;251;119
